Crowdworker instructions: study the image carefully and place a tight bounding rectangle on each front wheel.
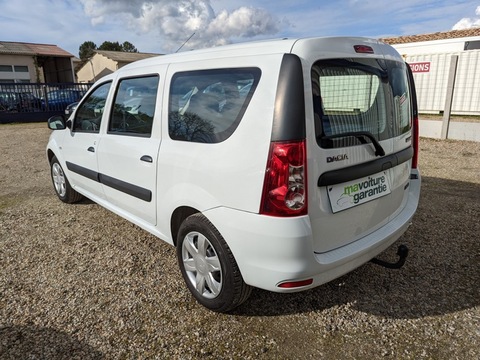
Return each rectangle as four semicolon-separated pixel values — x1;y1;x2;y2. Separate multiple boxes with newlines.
50;156;83;203
176;213;252;312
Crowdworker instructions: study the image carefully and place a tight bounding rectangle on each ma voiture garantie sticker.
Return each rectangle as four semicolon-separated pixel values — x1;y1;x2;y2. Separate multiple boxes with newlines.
328;171;391;213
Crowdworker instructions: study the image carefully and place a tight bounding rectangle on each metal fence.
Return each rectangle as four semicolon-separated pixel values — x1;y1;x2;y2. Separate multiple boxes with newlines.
0;83;92;124
406;49;480;116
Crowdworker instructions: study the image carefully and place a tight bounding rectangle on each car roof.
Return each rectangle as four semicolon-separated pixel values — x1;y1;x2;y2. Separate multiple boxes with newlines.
121;38;299;71
96;36;402;84
124;36;401;69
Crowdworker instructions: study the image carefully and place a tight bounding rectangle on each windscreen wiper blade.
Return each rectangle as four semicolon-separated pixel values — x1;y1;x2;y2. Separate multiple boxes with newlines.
320;131;385;157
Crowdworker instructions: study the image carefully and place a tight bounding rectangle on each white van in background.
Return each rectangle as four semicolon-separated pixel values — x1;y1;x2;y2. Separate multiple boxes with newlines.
46;37;421;312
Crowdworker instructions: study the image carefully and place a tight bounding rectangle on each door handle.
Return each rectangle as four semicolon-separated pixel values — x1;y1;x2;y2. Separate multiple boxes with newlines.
87;146;95;153
140;155;153;163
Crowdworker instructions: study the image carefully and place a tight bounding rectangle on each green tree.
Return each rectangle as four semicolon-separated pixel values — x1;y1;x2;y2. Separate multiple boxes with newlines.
78;40;139;61
122;41;138;53
79;41;97;61
98;41;123;52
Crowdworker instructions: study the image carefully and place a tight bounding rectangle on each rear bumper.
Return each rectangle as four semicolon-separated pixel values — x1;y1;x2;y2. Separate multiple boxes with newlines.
203;169;421;292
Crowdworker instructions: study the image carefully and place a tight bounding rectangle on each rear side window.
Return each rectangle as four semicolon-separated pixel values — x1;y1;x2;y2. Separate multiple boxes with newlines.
168;68;261;143
390;65;412;136
312;59;411;149
109;75;159;137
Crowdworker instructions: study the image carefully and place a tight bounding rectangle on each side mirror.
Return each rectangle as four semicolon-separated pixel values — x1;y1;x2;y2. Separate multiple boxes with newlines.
47;115;66;130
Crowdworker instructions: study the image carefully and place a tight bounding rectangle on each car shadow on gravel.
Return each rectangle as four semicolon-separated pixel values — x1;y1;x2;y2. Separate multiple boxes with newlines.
0;325;103;359
233;176;480;319
76;197;95;205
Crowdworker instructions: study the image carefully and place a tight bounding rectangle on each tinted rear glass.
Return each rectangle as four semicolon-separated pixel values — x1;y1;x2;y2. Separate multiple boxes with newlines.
169;68;261;143
312;59;411;149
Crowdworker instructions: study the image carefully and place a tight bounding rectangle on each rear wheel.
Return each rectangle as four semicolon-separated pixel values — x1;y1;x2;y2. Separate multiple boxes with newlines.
177;213;252;312
50;156;83;203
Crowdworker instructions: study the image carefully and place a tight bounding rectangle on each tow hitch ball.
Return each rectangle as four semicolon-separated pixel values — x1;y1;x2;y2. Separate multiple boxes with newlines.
370;245;409;269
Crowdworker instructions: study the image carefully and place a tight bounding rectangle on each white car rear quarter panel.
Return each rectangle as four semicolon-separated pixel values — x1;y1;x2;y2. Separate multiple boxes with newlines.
154;55;284;240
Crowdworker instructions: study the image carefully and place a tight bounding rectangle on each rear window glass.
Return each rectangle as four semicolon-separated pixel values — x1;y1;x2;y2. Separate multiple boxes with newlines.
169;68;261;143
312;59;411;149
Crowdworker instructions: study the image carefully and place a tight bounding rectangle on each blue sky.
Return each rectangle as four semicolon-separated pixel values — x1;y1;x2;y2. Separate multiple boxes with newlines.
1;0;479;57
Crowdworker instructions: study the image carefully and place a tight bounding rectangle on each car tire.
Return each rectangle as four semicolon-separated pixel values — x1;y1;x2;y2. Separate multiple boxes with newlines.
50;156;83;203
177;213;252;312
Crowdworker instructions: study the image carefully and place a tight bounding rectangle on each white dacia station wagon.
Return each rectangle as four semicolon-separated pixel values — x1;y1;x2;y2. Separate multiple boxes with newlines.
47;37;421;312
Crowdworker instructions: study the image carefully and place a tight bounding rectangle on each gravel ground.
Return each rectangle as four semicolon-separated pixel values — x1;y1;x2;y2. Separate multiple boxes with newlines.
0;122;479;359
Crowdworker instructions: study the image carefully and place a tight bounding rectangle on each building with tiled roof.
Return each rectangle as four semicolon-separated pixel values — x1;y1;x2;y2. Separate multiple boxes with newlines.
76;50;162;83
0;41;75;83
381;28;480;55
0;41;73;57
381;28;480;117
381;28;480;45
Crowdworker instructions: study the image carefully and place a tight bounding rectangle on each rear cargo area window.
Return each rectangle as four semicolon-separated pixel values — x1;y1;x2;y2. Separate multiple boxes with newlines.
312;59;411;149
168;68;260;143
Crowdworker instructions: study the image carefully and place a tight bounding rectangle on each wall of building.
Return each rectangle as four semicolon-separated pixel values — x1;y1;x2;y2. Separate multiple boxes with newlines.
0;54;37;83
76;53;118;83
420;119;480;142
41;57;75;83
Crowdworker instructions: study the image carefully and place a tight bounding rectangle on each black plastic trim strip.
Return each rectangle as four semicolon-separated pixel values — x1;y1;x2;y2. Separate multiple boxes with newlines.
318;147;413;187
65;161;152;202
66;161;99;182
396;146;414;164
99;173;152;202
271;54;306;141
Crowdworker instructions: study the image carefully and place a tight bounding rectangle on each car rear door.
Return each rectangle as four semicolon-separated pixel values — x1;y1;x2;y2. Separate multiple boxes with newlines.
96;73;163;226
298;40;415;253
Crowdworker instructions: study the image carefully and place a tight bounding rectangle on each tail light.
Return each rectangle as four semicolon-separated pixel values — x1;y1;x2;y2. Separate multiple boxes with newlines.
412;115;419;169
260;140;307;217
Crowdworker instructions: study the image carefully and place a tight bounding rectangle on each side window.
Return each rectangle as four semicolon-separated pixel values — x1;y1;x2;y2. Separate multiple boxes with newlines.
74;82;112;132
109;75;159;137
390;65;412;136
168;68;261;143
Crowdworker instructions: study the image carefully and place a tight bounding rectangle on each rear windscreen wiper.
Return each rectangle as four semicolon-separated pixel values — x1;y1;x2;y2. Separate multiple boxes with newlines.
320;131;385;157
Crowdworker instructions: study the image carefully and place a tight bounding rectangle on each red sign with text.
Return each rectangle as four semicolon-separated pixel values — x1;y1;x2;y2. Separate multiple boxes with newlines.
409;62;431;73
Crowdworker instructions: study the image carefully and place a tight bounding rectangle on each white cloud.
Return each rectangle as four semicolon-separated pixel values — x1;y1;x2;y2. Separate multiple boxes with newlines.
78;0;281;51
452;5;480;30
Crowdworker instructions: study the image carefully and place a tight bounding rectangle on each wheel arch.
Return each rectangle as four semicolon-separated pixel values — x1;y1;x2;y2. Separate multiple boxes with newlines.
170;206;200;246
47;148;56;164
